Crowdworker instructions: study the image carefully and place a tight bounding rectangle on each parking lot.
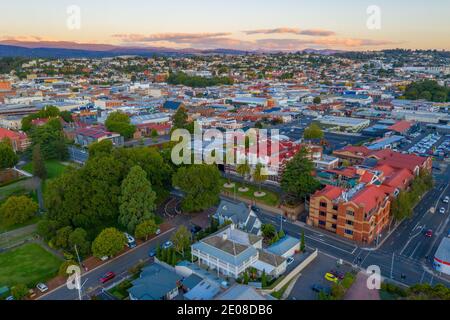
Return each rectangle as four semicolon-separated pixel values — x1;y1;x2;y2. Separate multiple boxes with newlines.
406;133;450;159
288;252;353;300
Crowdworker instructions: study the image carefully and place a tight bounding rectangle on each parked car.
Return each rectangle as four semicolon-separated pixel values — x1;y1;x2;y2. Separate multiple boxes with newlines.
156;228;161;235
148;249;157;258
443;196;449;204
329;269;345;280
311;284;331;295
425;229;433;238
251;205;261;213
124;233;137;248
100;272;116;284
36;283;48;293
439;207;446;214
287;257;295;265
190;225;202;234
325;273;339;283
162;241;173;249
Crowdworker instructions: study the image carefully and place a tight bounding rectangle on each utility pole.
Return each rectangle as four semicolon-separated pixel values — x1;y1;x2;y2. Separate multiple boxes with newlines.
74;245;85;301
390;252;395;279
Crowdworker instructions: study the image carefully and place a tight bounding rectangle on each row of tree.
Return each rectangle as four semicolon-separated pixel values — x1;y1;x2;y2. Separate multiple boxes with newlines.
167;72;234;88
403;80;450;102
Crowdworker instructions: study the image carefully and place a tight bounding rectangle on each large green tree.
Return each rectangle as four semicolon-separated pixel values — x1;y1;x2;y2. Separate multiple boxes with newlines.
303;123;324;140
0;195;38;227
91;228;126;258
135;219;158;241
32;144;47;180
119;165;156;234
171;225;191;256
68;228;91;257
105;111;136;139
172;106;188;130
172;164;221;212
281;148;321;201
29;119;68;160
0;139;18;170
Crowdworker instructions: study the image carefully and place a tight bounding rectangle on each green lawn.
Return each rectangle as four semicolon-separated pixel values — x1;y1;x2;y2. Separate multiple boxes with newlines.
0;243;63;287
220;178;280;207
22;160;68;180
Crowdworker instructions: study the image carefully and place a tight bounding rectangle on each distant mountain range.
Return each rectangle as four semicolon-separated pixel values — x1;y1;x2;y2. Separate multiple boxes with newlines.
0;40;345;58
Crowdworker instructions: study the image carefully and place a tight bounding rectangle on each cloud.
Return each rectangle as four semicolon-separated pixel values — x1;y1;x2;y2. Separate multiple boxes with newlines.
111;31;397;51
112;32;231;43
243;27;336;37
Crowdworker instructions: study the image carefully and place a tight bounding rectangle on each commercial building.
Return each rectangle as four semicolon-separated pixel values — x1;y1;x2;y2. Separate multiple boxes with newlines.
318;116;370;132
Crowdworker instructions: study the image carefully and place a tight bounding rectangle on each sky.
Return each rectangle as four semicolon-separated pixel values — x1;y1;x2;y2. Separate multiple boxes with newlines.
1;0;450;51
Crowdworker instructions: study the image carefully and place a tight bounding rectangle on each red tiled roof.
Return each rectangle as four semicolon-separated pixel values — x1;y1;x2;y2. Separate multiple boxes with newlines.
335;146;372;156
313;185;344;201
0;128;27;140
388;121;413;133
383;168;413;190
351;185;386;213
370;150;428;173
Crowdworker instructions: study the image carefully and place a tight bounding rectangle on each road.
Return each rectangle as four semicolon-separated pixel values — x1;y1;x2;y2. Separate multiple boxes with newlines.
38;229;175;300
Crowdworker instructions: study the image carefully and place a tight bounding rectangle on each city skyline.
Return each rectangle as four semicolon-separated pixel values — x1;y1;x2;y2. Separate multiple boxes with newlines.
1;0;450;51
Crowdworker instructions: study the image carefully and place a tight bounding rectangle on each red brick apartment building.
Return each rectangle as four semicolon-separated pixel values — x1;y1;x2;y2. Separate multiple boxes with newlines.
309;184;391;244
309;149;432;244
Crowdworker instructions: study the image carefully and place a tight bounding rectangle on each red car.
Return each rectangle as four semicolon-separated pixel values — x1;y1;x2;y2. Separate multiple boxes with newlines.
425;230;433;238
100;272;116;284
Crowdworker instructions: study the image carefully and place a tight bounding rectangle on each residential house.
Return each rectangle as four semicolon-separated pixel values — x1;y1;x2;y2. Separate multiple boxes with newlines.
214;200;262;236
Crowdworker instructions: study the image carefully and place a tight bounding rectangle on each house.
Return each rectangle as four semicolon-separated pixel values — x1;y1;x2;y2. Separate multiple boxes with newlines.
191;225;287;279
128;264;183;300
0;128;30;152
191;225;262;279
74;126;124;147
214;200;262;236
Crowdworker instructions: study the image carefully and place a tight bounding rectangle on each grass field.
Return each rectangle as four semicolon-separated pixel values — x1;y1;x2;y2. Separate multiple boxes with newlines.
22;160;68;180
0;243;62;287
220;178;280;207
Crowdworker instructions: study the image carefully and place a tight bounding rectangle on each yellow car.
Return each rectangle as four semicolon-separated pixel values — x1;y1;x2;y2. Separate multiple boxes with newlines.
325;273;339;283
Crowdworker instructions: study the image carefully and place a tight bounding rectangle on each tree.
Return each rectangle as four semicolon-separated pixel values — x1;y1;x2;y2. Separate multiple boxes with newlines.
172;164;221;212
119;165;156;234
261;270;268;288
172;106;188;130
303;123;324;140
37;219;60;241
58;260;78;278
29;120;68;160
135;219;158;241
171;226;191;257
278;230;285;239
32;144;47;180
88;140;113;158
261;224;277;241
300;230;306;251
313;97;322;104
253;163;267;192
281;148;321;201
11;284;29;300
54;226;73;249
68;228;91;257
151;129;159;141
0;139;18;170
91;228;126;258
60;111;74;123
105;111;136;139
0;196;38;227
236;163;251;181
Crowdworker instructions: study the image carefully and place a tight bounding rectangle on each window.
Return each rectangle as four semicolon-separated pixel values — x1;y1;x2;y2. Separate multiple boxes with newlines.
332;215;338;220
346;220;354;226
332;205;338;211
331;224;337;229
320;202;327;208
319;211;327;217
319;221;326;226
346;210;354;217
345;229;353;235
